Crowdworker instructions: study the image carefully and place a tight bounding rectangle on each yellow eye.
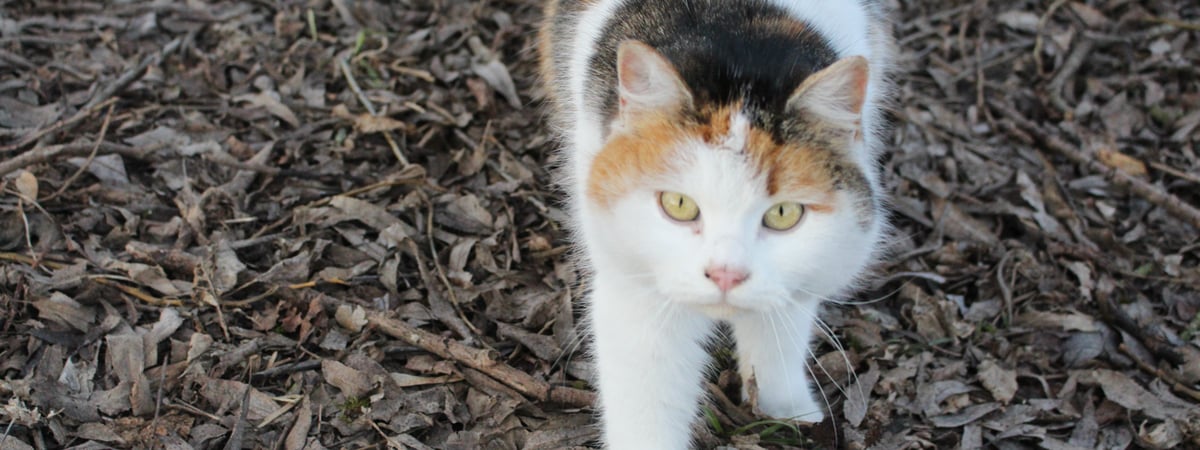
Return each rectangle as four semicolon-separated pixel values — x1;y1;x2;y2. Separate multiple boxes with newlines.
660;192;700;221
763;202;804;231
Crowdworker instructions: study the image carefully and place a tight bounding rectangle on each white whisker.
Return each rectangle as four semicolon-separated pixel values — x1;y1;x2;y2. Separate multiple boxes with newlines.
790;302;865;408
764;310;797;417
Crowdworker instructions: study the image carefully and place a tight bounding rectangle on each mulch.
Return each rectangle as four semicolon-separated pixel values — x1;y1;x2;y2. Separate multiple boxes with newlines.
0;0;1198;448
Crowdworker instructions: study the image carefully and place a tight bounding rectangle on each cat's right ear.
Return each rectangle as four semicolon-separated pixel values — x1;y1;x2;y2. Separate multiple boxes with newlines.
617;41;693;118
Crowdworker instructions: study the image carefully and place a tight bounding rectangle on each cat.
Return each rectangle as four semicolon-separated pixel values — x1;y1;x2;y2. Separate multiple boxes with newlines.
537;0;895;447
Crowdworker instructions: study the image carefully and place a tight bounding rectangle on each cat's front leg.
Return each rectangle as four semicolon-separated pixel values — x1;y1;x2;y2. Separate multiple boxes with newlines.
729;301;826;423
589;275;715;450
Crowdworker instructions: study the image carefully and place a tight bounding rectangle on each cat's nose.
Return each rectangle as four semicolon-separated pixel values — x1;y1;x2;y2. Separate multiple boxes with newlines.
704;266;749;292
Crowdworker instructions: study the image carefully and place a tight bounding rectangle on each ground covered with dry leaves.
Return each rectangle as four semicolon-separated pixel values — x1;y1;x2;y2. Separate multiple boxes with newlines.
1;0;1199;448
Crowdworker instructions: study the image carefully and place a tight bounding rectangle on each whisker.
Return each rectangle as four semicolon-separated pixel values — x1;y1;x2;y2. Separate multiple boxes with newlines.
764;310;797;418
791;281;902;307
790;302;865;407
800;342;837;433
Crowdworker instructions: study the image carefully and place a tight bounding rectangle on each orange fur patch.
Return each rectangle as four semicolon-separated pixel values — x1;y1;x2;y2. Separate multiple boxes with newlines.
587;115;688;207
742;126;837;210
587;105;842;213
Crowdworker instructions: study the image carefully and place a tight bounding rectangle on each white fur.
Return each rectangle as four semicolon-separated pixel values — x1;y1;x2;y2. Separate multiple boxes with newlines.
553;1;895;448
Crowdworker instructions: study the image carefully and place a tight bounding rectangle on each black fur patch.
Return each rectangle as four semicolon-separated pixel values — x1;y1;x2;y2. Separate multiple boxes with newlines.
587;0;839;137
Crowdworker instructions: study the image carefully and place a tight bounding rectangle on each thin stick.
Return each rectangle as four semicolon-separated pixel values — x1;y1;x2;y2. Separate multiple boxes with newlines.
365;311;596;408
992;100;1200;230
2;36;181;153
338;57;409;166
1119;343;1200;403
42;104;116;202
0;141;157;178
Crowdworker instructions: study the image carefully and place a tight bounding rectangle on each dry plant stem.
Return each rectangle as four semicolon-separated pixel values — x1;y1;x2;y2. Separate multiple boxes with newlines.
2;36;182;153
223;383;253;450
1033;0;1070;76
992;100;1200;230
421;197;482;337
0;98;118;153
338;57;409;166
0;141;157;178
1119;343;1200;403
42;104;116;202
1140;15;1200;32
366;312;596;408
1096;285;1186;367
1046;39;1096;115
1148;161;1200;185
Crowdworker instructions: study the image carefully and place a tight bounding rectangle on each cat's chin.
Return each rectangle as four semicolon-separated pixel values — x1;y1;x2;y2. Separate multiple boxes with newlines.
688;301;770;320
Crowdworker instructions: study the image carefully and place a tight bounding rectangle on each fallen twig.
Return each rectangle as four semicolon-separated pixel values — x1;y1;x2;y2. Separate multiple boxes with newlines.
1095;282;1185;367
1119;343;1200;403
0;141;157;178
364;310;596;408
991;100;1200;230
338;57;409;166
2;36;182;153
41;104;115;202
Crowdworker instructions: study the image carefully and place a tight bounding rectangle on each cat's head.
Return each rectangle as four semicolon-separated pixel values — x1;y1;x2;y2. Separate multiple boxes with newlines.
582;41;884;318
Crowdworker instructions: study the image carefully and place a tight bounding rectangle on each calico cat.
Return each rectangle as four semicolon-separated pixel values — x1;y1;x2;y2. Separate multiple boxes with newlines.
538;0;894;447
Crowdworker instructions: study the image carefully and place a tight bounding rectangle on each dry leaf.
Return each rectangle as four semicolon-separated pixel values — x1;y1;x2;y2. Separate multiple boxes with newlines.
199;378;280;422
322;359;372;399
844;363;880;427
234;92;300;127
355;114;410;133
1096;149;1147;176
33;292;96;331
996;11;1039;31
977;359;1018;404
15;170;38;201
335;304;368;333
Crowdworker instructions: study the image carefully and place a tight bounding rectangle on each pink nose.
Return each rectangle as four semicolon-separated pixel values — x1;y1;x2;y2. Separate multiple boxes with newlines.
705;266;749;292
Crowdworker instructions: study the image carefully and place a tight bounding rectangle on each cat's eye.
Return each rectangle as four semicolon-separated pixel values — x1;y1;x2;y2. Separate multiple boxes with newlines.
660;192;700;222
762;202;804;231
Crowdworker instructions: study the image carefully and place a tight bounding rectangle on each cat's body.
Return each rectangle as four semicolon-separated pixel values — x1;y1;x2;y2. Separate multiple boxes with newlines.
538;0;894;447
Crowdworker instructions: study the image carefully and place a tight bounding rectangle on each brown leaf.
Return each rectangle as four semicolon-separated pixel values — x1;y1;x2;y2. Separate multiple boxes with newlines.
1016;311;1099;332
929;403;999;428
354;114;411;133
977;359;1018;404
843;362;879;427
284;396;313;450
234;92;300;127
0;436;34;450
33;292;96;331
322;359;372;399
75;422;127;444
199;378;279;422
335;304;368;333
15;170;37;201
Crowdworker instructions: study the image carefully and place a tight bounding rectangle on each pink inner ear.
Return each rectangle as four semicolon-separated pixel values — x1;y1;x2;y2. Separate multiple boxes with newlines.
618;54;652;96
615;41;692;113
786;56;870;127
845;59;868;115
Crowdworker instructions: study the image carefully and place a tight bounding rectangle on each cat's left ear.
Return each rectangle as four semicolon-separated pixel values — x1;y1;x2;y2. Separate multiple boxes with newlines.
616;41;693;118
785;56;869;130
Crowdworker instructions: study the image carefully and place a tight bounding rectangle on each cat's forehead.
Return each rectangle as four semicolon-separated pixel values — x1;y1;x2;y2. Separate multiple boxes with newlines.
586;102;864;212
